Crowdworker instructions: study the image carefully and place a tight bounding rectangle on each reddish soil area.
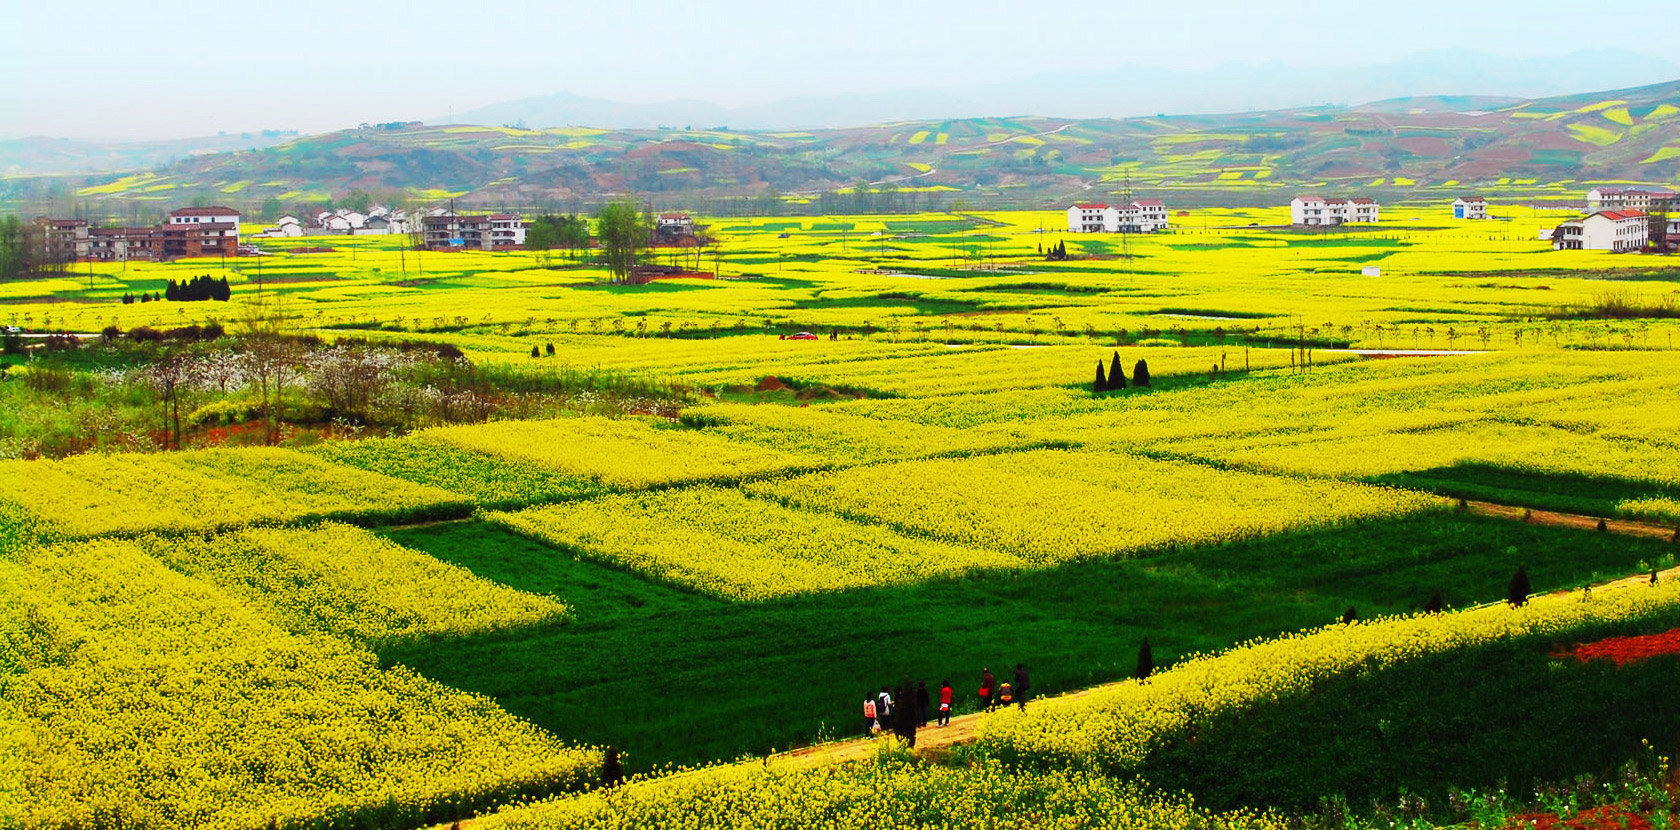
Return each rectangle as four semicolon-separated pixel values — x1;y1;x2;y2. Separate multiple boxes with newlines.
755;375;790;392
1512;806;1657;830
1567;627;1680;667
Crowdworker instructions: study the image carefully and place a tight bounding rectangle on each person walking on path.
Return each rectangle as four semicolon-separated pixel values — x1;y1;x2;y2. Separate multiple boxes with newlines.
876;686;894;733
997;680;1014;708
937;680;953;726
915;681;930;728
863;694;878;738
980;668;996;711
1014;663;1031;710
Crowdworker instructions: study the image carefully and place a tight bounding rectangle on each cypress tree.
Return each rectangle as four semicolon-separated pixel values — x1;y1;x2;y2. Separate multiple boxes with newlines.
165;280;178;301
1596;518;1608;532
545;342;556;356
1507;565;1530;607
1094;361;1108;393
1341;606;1358;624
1135;637;1154;680
218;276;232;301
530;345;540;358
1133;359;1151;387
1423;588;1444;614
1109;351;1126;388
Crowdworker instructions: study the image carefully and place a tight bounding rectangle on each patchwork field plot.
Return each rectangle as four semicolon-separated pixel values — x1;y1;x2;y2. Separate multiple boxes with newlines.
745;449;1445;563
488;487;1022;600
0;537;597;829
0;447;469;538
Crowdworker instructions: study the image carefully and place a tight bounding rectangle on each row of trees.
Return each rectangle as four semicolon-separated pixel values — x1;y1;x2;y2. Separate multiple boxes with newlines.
1094;353;1150;393
165;275;232;302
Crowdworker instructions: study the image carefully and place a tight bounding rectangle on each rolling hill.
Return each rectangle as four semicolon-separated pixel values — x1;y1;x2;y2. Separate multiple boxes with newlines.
9;80;1679;213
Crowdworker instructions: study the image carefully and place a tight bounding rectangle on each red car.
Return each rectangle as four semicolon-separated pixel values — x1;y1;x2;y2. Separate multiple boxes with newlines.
786;332;819;340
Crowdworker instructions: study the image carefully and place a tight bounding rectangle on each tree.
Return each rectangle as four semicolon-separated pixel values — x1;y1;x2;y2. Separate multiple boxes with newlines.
1109;351;1126;388
530;345;540;358
1507;565;1530;607
1135;637;1154;680
595;199;649;282
339;190;374;214
148;351;193;450
0;215;24;281
1094;361;1108;393
1423;588;1444;614
1341;606;1358;624
1133;359;1151;387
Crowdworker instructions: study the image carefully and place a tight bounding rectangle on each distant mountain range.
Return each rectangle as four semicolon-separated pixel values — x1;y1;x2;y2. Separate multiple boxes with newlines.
7;79;1679;213
447;50;1680;131
0;131;299;176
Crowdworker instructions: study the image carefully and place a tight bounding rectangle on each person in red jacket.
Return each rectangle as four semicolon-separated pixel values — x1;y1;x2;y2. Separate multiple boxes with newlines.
980;667;996;711
937;680;954;726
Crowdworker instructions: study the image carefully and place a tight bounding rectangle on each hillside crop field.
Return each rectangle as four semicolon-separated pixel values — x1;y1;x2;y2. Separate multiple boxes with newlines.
4;206;1680;829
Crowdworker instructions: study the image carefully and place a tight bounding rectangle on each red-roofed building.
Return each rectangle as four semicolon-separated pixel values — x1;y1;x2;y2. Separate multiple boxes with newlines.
1551;209;1648;252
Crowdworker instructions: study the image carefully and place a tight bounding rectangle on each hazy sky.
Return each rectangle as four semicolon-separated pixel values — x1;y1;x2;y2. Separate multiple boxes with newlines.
4;0;1677;139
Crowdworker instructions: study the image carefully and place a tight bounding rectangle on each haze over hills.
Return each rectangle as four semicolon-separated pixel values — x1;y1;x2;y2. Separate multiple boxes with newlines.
448;50;1680;131
0;131;299;177
7;79;1678;215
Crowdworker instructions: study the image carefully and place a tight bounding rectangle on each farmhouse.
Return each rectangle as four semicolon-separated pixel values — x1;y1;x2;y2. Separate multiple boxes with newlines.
655;212;698;244
423;212;525;250
28;218;91;260
168;206;241;237
1586;188;1677;212
1064;200;1170;233
1550;210;1648;252
1453;197;1488;220
1291;196;1380;226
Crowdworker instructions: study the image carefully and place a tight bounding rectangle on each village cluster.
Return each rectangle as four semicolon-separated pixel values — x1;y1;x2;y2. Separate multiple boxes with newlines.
1063;188;1679;253
20;187;1677;268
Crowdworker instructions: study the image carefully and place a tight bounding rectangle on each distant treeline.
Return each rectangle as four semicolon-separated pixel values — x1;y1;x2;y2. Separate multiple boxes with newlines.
168;275;232;302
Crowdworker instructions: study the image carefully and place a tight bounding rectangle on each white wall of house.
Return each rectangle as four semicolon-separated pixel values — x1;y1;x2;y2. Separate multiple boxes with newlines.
1453;198;1488;219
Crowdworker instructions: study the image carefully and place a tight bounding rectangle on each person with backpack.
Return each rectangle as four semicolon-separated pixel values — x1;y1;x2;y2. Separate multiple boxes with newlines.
876;686;894;733
980;668;996;711
1014;663;1031;710
997;680;1014;708
915;681;930;728
863;693;878;738
937;680;953;726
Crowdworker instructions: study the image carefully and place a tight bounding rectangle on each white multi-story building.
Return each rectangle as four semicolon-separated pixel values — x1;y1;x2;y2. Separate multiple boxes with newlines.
1065;200;1170;233
1551;210;1648;252
1291;196;1380;225
168;206;241;237
489;213;526;247
1586;188;1677;212
1453;197;1488;220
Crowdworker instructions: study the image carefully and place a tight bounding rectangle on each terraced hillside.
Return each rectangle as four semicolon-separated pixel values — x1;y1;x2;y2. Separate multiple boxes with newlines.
6;81;1678;213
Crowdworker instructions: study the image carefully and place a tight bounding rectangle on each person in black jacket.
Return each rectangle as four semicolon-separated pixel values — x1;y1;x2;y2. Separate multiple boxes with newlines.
915;680;930;727
894;681;918;748
1014;663;1031;710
